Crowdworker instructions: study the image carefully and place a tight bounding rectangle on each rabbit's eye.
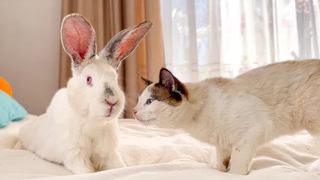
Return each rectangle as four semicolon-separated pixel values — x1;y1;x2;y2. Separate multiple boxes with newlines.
145;99;154;105
87;76;92;86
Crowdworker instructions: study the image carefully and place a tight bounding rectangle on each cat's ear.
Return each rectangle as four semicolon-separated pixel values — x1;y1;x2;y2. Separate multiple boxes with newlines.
141;77;153;86
159;68;175;90
159;68;188;98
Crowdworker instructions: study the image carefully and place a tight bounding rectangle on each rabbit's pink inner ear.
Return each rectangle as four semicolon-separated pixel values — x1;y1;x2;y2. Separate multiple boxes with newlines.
114;25;151;61
62;17;93;60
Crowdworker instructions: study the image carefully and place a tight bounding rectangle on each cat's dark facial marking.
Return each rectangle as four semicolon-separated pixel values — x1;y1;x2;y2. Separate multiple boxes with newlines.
148;83;184;106
146;68;189;106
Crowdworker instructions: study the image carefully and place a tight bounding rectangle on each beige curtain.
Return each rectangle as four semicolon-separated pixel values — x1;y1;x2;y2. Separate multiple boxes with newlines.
59;0;165;118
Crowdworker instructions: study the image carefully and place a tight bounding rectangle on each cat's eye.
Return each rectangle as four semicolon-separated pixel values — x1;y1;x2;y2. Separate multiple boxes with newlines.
87;76;92;86
145;99;154;105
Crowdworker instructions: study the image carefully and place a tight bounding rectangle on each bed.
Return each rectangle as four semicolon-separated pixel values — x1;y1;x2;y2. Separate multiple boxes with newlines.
0;114;320;180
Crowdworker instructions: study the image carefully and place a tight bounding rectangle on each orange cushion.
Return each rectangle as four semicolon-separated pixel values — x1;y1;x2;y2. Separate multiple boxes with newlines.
0;77;12;97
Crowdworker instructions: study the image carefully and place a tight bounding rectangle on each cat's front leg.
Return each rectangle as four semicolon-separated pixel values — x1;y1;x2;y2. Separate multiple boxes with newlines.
214;147;231;172
64;150;94;174
228;145;256;175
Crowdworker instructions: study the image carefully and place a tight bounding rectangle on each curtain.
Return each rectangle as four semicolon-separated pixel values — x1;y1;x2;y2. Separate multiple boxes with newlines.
59;0;165;118
160;0;320;82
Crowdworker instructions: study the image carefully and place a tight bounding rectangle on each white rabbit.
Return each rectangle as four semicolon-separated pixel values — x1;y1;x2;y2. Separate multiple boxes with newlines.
18;13;153;174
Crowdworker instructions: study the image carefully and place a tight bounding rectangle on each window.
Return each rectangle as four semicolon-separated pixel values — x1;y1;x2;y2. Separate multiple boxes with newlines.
160;0;320;82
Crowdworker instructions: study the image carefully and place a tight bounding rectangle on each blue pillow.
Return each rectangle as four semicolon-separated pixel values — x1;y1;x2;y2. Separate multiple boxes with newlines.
0;90;28;128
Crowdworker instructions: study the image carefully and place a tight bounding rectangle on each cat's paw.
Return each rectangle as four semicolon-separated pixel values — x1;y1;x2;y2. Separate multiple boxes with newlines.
214;163;228;172
228;166;248;175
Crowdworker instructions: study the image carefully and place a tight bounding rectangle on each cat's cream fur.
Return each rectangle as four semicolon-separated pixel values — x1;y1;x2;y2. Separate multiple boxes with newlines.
133;59;320;175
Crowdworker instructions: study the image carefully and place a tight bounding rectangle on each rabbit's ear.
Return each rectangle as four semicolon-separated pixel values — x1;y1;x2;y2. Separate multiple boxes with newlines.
61;13;97;74
100;21;153;69
159;68;188;98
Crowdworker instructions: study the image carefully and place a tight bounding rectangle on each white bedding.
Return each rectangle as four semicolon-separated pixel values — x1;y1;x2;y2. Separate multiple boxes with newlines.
0;115;320;180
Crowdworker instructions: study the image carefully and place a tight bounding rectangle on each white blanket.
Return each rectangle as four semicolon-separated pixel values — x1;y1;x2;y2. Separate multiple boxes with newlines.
0;115;38;149
0;116;320;180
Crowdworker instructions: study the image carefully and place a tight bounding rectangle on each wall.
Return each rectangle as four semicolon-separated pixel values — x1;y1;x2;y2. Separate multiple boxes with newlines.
0;0;62;115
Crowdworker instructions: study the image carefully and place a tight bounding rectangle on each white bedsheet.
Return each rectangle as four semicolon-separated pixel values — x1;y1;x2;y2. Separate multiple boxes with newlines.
0;115;320;180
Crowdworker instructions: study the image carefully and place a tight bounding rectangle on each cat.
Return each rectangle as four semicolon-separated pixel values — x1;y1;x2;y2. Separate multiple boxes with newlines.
132;59;320;175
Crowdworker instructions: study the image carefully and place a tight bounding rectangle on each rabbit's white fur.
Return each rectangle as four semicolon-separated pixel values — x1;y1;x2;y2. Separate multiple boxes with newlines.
134;60;320;175
19;13;153;174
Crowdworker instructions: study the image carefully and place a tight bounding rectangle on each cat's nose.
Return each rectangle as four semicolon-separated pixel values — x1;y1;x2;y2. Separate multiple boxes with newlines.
132;109;137;115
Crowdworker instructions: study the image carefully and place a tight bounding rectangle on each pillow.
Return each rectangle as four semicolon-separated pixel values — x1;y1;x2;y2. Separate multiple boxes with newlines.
0;90;28;128
0;77;12;97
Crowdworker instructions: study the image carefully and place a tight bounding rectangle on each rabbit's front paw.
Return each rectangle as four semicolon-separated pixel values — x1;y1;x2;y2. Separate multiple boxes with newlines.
13;141;24;149
106;152;126;169
71;165;95;174
64;158;95;174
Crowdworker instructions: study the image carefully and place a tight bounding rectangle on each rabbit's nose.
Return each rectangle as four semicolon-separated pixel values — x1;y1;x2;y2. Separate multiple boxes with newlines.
105;100;117;107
